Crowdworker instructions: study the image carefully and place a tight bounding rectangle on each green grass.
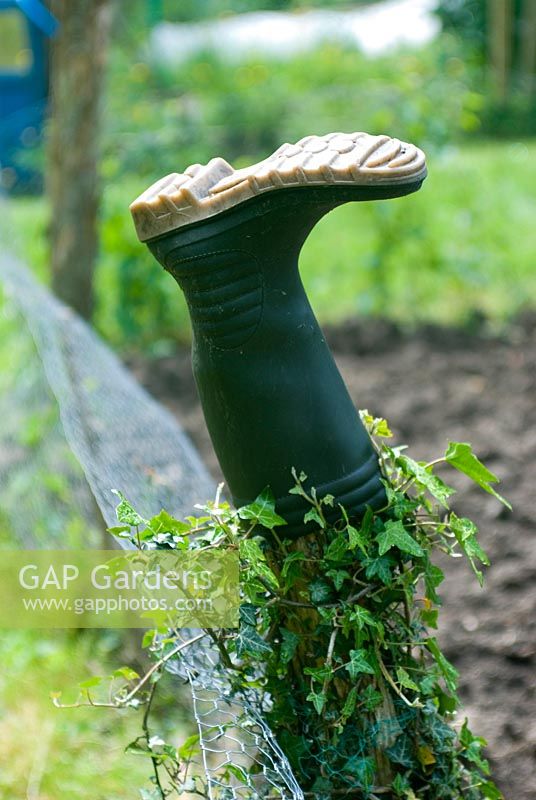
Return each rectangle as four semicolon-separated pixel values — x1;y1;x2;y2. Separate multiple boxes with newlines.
301;139;536;326
4;139;536;348
0;630;156;799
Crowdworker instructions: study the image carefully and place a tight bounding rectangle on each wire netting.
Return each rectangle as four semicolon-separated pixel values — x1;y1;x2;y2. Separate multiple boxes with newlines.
0;250;305;799
0;252;214;529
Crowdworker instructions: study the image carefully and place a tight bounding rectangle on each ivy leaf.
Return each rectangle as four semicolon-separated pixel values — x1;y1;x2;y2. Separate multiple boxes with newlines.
238;487;287;529
479;781;504;799
177;733;200;760
342;755;376;790
396;454;455;508
303;507;325;528
424;563;445;603
360;505;374;537
426;638;458;693
386;486;421;519
125;737;150;756
450;513;489;586
376;520;424;558
112;666;140;682
460;718;490;773
239;539;279;590
347;524;368;555
396;666;419;692
107;525;131;537
79;675;103;689
437;688;457;715
445;442;511;509
386;734;416;768
309;579;333;605
326;568;350;591
425;708;457;752
304;665;332;683
325;534;349;561
281;551;306;579
460;717;487;749
112;490;146;526
361;683;383;711
364;554;394;584
239;603;257;627
391;773;411;797
148;509;190;535
360;410;393;438
279;628;300;665
340;686;358;724
417;744;436;767
421;607;439;629
236;624;272;658
374;418;392;438
225;764;250;782
419;673;437;696
350;605;377;631
307;689;326;715
347;648;376;679
142;629;156;649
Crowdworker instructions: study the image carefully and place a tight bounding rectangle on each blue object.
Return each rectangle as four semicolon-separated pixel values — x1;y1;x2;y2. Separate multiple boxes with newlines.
0;0;57;191
15;0;58;37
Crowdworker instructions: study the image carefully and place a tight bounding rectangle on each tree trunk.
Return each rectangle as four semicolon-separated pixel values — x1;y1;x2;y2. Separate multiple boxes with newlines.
488;0;513;100
519;0;536;96
47;0;112;319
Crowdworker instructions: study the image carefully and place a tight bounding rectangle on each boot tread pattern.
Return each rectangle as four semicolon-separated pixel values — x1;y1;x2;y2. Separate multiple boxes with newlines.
130;131;426;241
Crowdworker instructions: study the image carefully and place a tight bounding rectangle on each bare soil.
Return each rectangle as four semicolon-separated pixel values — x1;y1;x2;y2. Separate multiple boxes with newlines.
130;313;536;800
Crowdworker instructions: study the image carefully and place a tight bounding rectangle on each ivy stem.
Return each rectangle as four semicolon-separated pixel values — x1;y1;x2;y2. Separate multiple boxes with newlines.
322;626;340;700
123;633;206;703
425;457;447;469
142;682;166;799
374;643;422;709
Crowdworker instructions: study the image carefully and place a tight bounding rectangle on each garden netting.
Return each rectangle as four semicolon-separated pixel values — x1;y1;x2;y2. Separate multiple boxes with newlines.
0;250;306;799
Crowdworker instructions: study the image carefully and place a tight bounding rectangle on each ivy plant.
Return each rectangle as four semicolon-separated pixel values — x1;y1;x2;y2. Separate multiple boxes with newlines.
56;412;507;800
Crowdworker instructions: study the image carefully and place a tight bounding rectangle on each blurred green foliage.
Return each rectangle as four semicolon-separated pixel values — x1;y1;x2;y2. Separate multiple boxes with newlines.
6;2;536;348
0;626;194;799
96;137;536;345
435;0;487;46
435;0;536;136
10;139;536;349
302;141;536;326
96;23;493;348
143;0;381;26
103;37;483;184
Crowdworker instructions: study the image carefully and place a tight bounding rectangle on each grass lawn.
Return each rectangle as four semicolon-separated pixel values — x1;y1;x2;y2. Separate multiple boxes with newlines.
301;139;536;326
0;629;158;799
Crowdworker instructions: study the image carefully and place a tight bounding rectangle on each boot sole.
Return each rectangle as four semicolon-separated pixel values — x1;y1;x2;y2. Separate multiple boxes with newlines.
130;131;426;242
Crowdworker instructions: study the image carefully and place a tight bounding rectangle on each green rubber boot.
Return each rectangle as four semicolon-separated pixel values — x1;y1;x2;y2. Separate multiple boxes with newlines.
130;132;427;536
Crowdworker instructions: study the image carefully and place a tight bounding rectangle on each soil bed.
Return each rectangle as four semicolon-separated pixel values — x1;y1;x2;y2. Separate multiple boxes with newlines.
129;313;536;800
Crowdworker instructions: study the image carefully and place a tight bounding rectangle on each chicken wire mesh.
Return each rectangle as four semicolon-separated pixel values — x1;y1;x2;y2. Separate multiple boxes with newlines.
0;294;102;548
0;250;304;799
165;626;416;800
167;630;305;799
0;253;215;529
